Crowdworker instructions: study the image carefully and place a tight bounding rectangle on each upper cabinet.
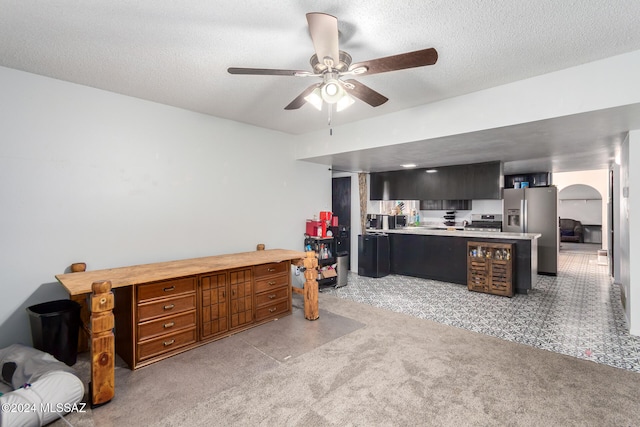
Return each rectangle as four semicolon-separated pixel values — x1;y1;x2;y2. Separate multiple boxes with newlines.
504;172;551;188
370;161;503;201
467;162;503;199
369;169;417;200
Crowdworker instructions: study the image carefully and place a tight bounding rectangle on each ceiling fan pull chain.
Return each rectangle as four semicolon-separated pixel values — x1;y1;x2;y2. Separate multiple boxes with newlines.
328;105;334;136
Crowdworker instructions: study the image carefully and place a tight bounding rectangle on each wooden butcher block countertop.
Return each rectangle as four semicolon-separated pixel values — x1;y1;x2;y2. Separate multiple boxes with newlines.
56;249;306;296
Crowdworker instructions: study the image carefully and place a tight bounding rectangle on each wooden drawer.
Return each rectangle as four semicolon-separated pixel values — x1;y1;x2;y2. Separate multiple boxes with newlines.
138;294;196;322
255;287;289;308
254;261;288;279
255;300;290;322
137;310;196;341
137;327;196;361
255;274;289;294
137;277;196;302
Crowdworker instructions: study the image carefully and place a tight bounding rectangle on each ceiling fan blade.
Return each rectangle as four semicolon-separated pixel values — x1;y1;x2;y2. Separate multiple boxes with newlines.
343;79;388;107
227;67;308;76
284;83;322;110
350;48;438;76
306;12;340;68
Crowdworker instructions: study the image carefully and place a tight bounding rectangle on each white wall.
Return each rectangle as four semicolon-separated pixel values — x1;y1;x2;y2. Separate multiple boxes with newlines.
553;170;609;248
0;67;330;347
618;135;631;330
612;163;621;284
558;199;602;226
614;130;640;334
622;131;639;334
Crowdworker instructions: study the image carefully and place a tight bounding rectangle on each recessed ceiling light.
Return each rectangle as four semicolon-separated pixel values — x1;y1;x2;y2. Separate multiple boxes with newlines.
401;163;417;168
425;169;438;173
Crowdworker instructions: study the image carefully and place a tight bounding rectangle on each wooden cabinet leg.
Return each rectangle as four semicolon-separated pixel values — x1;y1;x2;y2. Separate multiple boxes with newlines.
303;251;319;320
90;280;115;407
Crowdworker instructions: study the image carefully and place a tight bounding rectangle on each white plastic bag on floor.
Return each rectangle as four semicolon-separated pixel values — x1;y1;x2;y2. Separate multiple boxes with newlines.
0;344;84;427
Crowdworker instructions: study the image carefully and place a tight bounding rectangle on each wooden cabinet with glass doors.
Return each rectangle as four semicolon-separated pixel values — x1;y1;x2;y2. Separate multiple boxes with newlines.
467;241;514;297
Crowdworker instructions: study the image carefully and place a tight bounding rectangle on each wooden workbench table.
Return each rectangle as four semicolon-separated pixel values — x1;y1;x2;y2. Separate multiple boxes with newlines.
55;249;310;406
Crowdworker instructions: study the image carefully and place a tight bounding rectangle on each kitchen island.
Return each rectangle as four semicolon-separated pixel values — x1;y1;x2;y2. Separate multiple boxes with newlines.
372;227;540;294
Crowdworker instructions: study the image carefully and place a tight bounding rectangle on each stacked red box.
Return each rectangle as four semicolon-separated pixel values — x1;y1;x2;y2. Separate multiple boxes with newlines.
306;220;321;236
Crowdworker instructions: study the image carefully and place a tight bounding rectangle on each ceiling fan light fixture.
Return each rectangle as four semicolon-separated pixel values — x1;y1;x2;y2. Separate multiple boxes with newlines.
304;87;323;111
325;82;339;96
321;79;343;104
336;92;355;112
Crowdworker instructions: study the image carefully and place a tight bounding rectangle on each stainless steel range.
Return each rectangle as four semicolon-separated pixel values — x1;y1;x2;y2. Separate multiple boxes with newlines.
465;214;503;232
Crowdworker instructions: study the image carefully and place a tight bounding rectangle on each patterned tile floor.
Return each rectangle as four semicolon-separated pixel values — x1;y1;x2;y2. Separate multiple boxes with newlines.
324;249;640;372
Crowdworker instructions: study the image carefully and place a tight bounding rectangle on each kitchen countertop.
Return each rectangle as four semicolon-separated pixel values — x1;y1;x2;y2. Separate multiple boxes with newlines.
366;227;541;241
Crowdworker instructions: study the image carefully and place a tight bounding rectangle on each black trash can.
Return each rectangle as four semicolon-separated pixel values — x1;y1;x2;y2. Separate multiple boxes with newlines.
26;299;81;366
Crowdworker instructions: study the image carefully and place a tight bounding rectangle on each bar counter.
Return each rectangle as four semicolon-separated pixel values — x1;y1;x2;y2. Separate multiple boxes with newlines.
374;226;541;241
367;227;540;294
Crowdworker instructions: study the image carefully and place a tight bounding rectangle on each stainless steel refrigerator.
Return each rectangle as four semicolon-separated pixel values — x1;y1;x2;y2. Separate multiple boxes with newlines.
503;186;559;275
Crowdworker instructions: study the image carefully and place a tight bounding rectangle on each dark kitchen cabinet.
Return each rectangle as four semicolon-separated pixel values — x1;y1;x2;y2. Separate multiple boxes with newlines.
417;166;458;200
416;164;465;200
369;173;386;200
468;162;502;199
389;234;426;276
369;170;416;200
370;161;502;201
389;233;467;284
419;200;472;210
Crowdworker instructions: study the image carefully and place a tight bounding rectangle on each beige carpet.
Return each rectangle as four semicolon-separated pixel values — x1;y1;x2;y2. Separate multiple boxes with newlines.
57;292;640;426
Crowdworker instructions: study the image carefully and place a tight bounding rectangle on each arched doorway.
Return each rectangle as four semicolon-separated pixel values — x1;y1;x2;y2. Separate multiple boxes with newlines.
558;184;603;251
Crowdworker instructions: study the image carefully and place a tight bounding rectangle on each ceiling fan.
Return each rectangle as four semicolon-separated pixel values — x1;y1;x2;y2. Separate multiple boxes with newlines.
227;12;438;114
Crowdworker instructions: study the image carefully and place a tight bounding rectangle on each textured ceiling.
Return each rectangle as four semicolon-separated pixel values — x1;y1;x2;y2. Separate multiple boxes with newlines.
2;1;640;173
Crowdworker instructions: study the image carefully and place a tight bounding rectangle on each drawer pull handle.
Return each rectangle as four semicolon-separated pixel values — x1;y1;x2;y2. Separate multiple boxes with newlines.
163;339;175;346
267;268;276;272
164;322;175;328
164;304;175;310
163;286;175;292
269;307;277;313
268;294;276;299
268;281;277;286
